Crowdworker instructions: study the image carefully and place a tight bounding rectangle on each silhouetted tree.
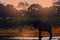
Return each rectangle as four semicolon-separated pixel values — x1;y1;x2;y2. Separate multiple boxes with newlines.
0;4;19;29
27;4;43;22
5;4;18;17
0;4;5;17
17;1;29;10
54;6;60;26
28;4;43;14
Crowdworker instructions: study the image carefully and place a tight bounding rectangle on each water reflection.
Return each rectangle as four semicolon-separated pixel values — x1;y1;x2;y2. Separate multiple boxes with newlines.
0;36;60;40
0;36;38;40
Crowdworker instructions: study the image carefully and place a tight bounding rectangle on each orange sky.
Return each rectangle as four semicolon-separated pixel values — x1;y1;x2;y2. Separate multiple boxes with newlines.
0;0;54;8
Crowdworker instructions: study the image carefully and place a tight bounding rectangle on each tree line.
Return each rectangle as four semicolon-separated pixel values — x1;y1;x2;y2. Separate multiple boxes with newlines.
0;3;60;29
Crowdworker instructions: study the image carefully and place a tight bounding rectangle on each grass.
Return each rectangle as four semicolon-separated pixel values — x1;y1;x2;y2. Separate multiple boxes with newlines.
0;27;60;37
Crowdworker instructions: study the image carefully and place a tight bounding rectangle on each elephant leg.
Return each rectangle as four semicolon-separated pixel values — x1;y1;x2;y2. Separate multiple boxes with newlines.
39;30;42;40
48;30;52;40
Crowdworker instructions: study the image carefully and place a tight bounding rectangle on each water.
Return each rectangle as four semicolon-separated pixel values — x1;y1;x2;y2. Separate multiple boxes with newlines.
1;36;60;40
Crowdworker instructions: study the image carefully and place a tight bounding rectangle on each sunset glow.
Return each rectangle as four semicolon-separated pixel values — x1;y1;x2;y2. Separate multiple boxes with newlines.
0;0;53;8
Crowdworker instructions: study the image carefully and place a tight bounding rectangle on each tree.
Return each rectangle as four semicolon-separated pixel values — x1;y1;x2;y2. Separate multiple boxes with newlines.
27;4;43;22
28;4;42;13
5;4;18;17
17;1;29;10
0;4;19;29
0;4;5;17
47;5;60;27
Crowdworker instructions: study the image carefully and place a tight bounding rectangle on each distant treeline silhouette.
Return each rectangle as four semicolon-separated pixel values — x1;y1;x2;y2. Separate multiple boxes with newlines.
0;3;60;29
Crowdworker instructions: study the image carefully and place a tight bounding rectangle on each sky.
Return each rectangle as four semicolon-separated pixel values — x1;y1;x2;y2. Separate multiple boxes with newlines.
0;0;56;8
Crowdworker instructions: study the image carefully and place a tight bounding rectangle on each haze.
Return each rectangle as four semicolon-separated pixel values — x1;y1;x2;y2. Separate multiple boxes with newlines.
0;0;54;8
